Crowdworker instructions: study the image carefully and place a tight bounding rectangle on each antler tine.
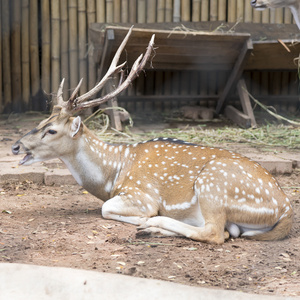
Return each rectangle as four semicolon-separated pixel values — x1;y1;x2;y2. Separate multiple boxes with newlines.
69;78;83;103
57;78;65;106
73;33;155;112
72;26;134;107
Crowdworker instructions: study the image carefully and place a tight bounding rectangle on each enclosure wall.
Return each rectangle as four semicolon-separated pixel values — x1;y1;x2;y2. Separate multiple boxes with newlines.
0;0;297;113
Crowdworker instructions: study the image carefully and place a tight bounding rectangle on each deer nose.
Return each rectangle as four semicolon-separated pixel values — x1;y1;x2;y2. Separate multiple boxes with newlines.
12;143;20;155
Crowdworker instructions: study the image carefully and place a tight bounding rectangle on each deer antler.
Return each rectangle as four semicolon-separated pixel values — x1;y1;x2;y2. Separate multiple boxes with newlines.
58;26;155;114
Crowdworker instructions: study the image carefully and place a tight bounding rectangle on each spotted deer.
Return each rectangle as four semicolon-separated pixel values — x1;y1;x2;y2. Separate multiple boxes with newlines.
251;0;300;29
12;28;293;244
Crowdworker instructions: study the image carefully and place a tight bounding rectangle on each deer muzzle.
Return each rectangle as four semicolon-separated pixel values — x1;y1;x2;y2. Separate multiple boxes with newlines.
12;141;34;165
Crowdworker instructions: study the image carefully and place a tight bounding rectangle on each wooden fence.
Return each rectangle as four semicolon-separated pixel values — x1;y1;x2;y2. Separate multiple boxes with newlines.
0;0;296;113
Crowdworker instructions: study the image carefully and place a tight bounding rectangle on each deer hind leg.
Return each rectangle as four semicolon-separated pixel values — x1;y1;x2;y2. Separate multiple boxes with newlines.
138;214;227;244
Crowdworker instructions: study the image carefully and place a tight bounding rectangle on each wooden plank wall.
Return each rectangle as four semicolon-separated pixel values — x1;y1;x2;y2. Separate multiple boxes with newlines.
0;0;297;113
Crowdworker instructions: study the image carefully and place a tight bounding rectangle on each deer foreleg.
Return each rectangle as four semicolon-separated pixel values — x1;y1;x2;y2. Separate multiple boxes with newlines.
101;194;156;226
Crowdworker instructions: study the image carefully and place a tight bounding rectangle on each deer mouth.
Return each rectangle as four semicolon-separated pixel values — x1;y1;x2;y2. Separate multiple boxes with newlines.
11;143;34;165
19;152;34;165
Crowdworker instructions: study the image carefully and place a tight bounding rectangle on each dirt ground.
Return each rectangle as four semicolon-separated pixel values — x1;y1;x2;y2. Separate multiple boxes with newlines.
0;115;300;297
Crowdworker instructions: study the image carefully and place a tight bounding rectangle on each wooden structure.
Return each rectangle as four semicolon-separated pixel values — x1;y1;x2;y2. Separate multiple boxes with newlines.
89;22;300;129
0;1;298;114
90;24;254;129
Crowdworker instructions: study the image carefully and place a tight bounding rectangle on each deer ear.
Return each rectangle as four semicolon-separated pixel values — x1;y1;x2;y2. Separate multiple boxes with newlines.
71;116;82;138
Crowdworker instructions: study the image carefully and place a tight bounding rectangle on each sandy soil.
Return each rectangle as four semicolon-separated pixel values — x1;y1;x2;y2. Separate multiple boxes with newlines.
0;115;299;297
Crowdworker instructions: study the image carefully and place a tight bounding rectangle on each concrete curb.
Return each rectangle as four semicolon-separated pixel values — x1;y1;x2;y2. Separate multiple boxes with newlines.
0;152;298;185
0;263;297;300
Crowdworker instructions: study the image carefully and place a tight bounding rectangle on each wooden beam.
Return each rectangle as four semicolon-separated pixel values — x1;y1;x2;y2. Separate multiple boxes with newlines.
224;105;251;128
215;38;253;114
237;79;257;128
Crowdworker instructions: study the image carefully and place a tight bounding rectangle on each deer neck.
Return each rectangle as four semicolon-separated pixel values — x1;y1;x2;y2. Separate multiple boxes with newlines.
60;127;122;201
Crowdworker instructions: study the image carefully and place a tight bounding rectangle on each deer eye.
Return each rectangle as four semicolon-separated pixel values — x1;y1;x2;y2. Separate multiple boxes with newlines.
48;129;57;135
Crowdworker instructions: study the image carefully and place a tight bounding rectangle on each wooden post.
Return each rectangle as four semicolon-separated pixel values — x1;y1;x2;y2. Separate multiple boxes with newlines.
51;0;61;93
121;0;129;22
78;0;88;94
87;0;96;91
60;0;69;96
218;0;226;21
106;0;114;22
41;0;51;96
157;0;165;22
129;0;137;23
2;0;11;111
21;0;30;108
69;0;79;93
165;0;172;22
228;0;237;22
114;0;121;22
96;0;106;22
181;0;190;22
201;0;209;21
210;0;218;21
173;0;180;22
29;0;40;98
192;0;201;22
11;0;22;110
147;0;156;22
237;79;257;127
138;0;146;23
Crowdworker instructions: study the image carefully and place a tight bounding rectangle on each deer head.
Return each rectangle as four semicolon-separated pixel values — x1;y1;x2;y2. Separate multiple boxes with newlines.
12;27;155;166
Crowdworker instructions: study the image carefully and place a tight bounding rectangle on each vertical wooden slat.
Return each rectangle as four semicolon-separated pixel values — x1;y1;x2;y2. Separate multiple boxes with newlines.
78;0;88;94
244;0;252;23
11;0;22;110
21;0;30;108
252;7;261;23
96;0;106;22
87;0;96;90
106;0;114;23
173;0;180;22
0;0;2;112
29;0;40;98
129;0;137;23
157;0;165;22
1;1;11;112
218;0;226;21
51;0;61;93
60;0;69;95
269;9;276;24
236;0;244;21
200;0;209;21
114;0;121;22
41;0;51;96
147;0;156;23
275;8;284;24
210;0;218;21
69;0;78;92
165;0;172;22
284;8;292;24
121;0;129;22
228;0;237;22
137;0;146;23
262;8;269;23
192;0;200;22
181;0;190;22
